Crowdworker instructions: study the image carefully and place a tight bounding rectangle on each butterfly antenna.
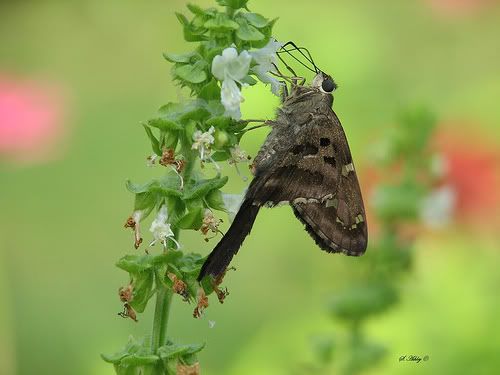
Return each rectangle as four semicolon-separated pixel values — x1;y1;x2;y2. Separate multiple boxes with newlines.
278;41;319;73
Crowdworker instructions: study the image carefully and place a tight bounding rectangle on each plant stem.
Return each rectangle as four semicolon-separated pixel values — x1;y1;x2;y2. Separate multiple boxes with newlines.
151;273;174;353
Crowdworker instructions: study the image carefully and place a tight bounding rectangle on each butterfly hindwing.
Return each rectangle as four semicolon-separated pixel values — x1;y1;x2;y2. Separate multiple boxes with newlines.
248;110;367;256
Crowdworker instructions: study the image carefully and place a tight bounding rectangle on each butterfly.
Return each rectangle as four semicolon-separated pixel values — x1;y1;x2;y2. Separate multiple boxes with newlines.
198;42;367;281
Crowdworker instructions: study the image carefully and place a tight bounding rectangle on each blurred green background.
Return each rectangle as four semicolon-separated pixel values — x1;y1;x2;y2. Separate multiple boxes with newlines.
1;0;499;374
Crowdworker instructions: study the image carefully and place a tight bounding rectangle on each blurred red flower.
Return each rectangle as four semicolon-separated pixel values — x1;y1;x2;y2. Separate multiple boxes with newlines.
0;74;67;164
435;126;500;229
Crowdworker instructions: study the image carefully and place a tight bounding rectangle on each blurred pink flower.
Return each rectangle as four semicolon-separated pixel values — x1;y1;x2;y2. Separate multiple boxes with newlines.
426;0;497;16
0;74;67;164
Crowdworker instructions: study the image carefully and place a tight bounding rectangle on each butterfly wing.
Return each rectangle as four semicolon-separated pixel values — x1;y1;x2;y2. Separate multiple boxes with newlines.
248;110;367;256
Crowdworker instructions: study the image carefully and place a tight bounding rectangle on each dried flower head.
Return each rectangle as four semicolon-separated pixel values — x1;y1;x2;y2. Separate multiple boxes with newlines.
193;288;209;319
118;284;133;303
168;272;189;301
118;303;138;322
200;209;222;240
124;210;143;249
177;362;200;375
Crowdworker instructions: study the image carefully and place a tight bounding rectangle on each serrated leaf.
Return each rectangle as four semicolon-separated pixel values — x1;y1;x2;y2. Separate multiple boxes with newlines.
143;124;161;156
236;19;264;41
163;51;196;63
147;118;183;131
183;176;229;200
174;61;208;84
240;12;270;28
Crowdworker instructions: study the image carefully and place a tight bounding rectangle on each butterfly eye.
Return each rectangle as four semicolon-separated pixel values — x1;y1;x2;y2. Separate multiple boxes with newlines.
321;78;335;93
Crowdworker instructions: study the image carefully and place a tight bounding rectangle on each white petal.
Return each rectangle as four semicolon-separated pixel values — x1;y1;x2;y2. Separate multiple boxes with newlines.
250;38;282;66
221;79;243;120
252;66;284;96
212;47;252;82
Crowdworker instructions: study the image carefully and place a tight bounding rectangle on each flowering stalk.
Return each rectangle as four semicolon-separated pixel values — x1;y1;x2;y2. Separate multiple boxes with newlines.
102;0;281;373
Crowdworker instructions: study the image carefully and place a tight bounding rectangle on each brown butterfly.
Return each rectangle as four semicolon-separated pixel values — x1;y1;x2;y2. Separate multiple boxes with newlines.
198;43;367;281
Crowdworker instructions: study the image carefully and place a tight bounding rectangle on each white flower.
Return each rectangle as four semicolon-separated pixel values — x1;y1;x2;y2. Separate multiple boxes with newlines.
221;79;245;119
420;185;456;228
201;209;222;236
229;145;250;181
192;126;215;160
229;145;248;164
250;38;284;96
212;47;252;119
149;205;180;249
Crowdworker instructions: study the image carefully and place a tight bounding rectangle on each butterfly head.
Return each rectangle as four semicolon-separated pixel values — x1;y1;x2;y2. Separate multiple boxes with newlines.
311;72;337;94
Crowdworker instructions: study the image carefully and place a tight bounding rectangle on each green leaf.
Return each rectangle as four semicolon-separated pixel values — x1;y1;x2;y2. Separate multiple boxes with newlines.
176;207;204;230
205;189;225;211
158;102;184;118
143;124;161;156
175;12;189;26
179;106;211;123
116;254;154;273
147;118;183;131
186;3;206;15
129;270;154;313
163;51;196;63
204;13;239;30
183;176;229;200
236;19;265;41
215;0;248;9
211;150;230;161
164;131;179;150
206;115;232;129
102;336;145;364
199;79;221;101
119;354;159;366
240;12;270;28
134;191;156;212
174;61;208;84
158;342;205;364
126;177;182;198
